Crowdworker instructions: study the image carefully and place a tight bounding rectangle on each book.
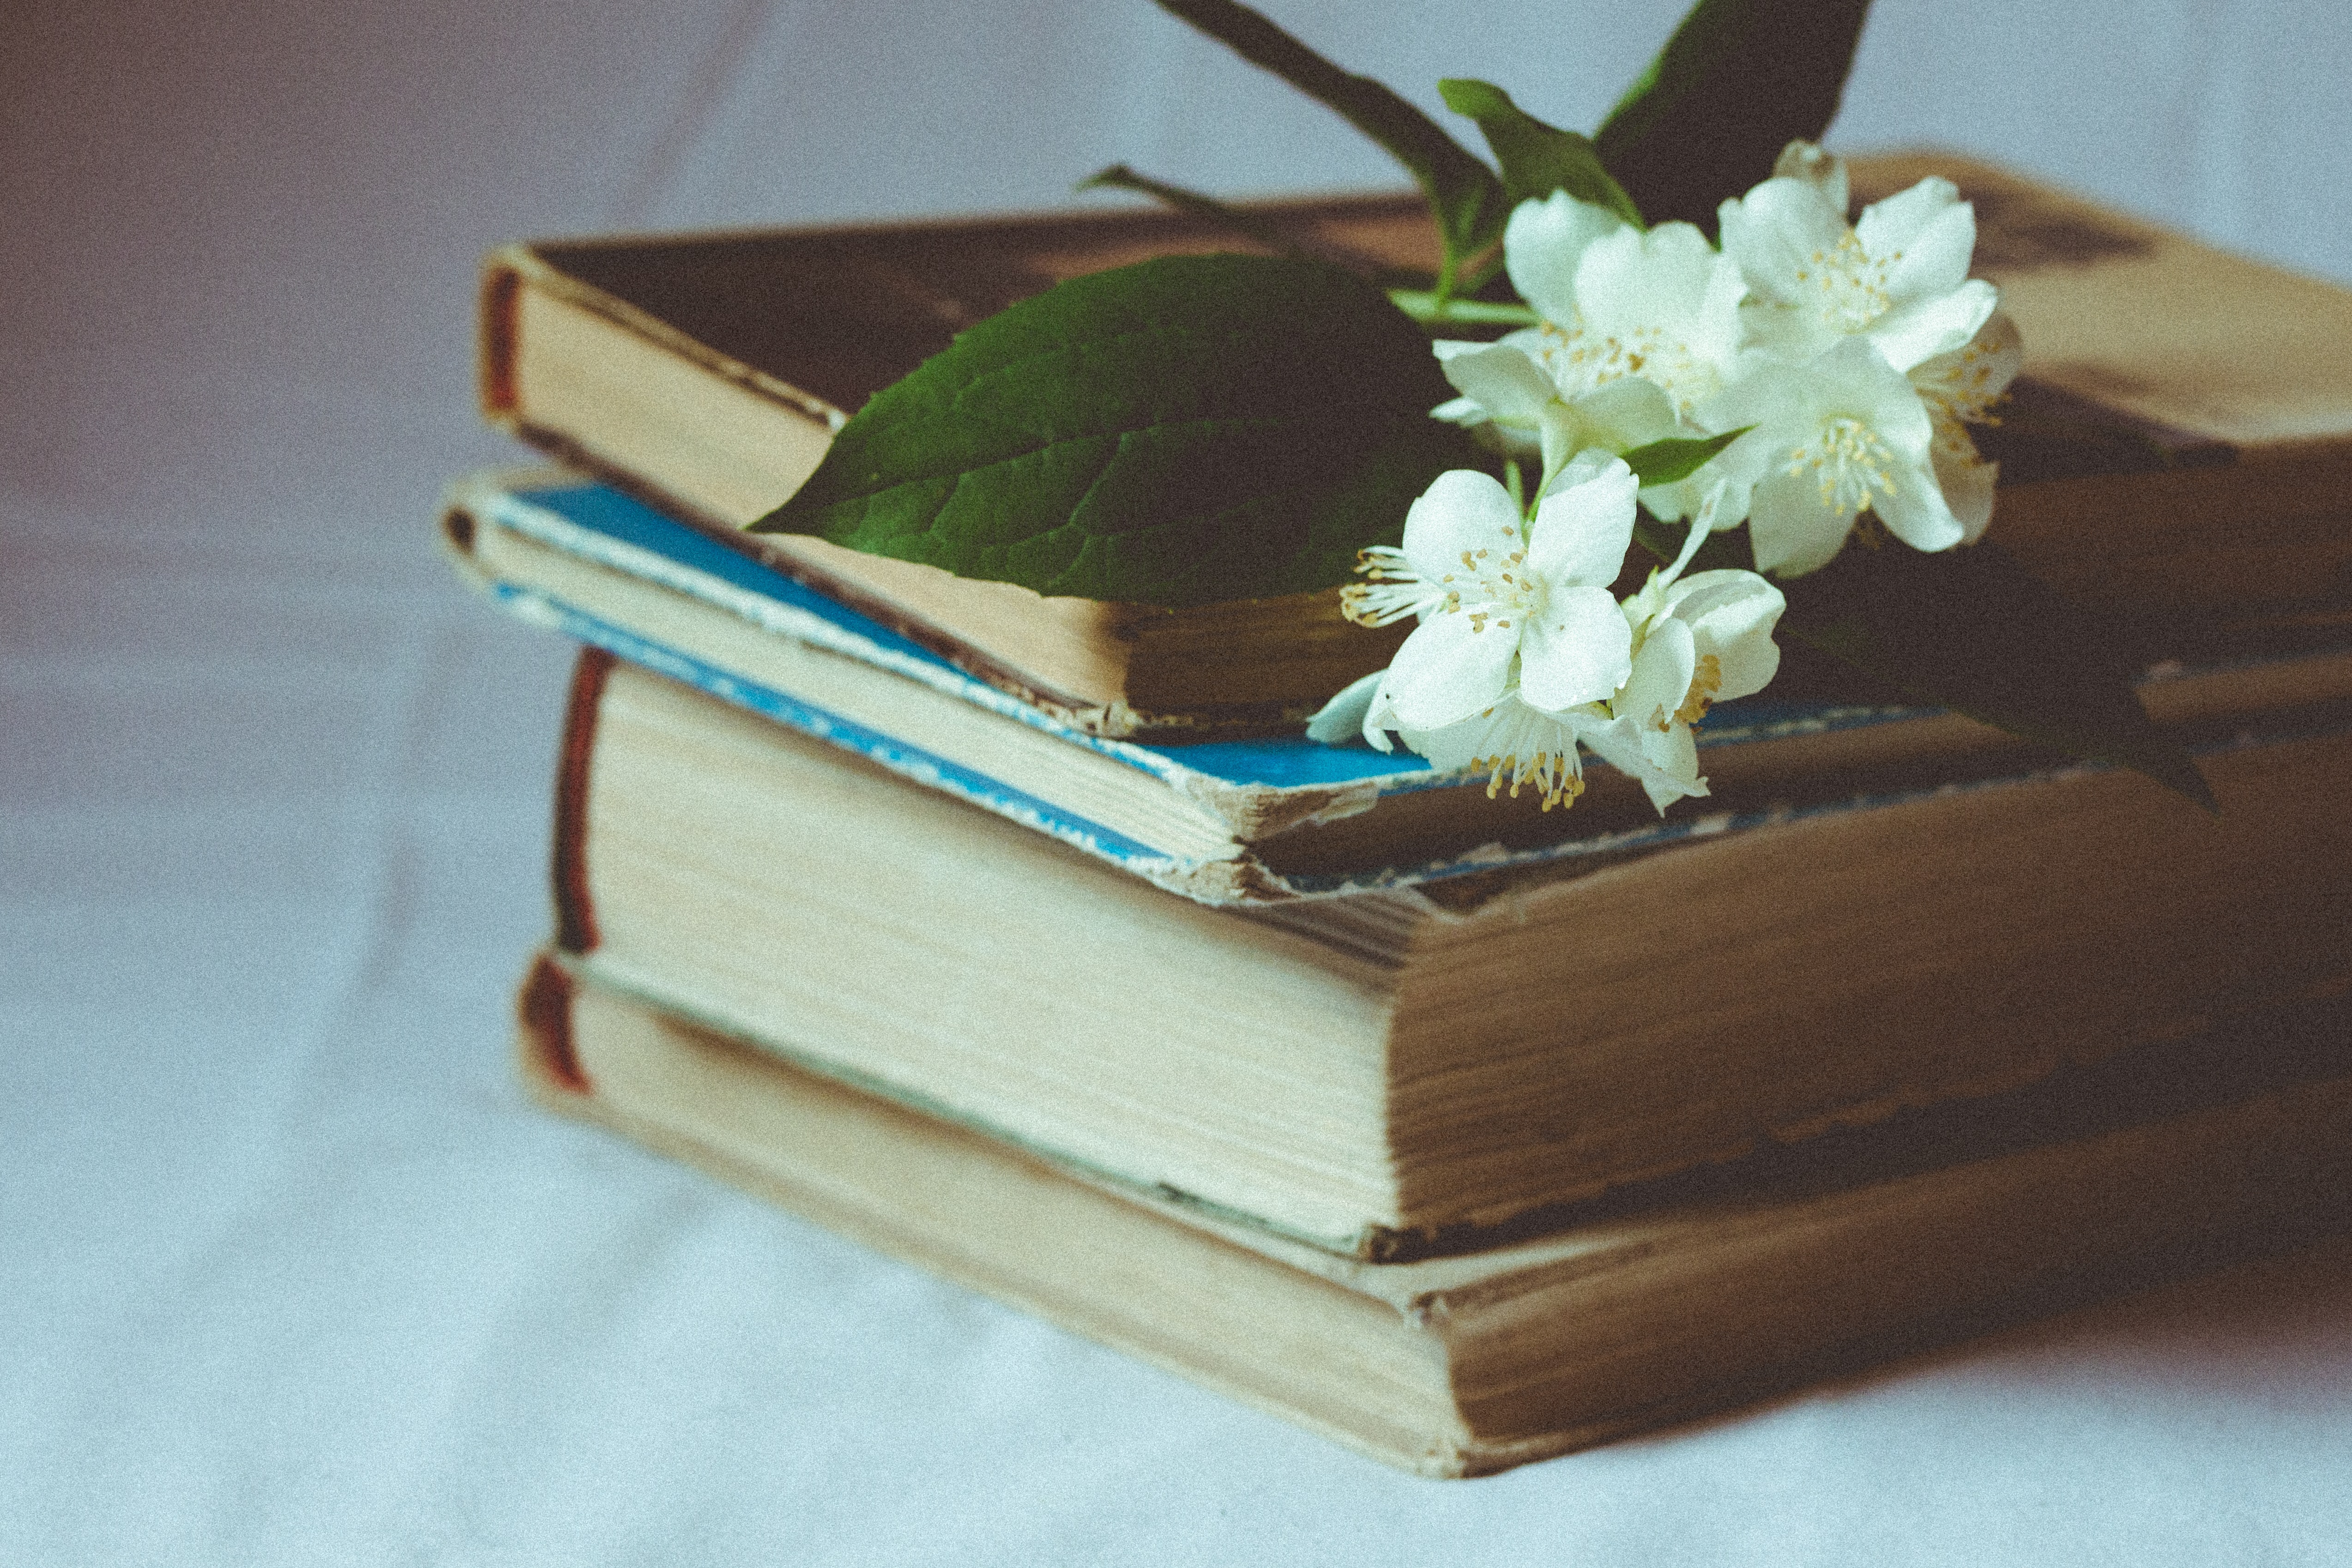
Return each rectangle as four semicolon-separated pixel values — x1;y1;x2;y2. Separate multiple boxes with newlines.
478;155;2352;737
442;468;2352;904
519;952;2352;1477
478;194;1433;738
552;650;2352;1258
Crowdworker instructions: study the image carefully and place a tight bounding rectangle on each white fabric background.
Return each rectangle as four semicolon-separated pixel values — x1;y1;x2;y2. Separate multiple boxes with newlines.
6;1;2352;1561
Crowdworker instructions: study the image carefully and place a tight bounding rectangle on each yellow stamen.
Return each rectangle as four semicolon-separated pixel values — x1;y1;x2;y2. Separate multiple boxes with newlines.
1674;653;1723;726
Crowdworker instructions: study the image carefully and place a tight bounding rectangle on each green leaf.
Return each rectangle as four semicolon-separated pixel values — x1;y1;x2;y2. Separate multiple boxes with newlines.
1622;428;1749;488
1152;0;1505;271
1594;0;1875;230
1437;78;1641;227
752;254;1482;608
1777;540;2214;808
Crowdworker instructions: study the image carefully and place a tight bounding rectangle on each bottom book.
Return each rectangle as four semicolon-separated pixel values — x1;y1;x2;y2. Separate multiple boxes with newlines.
519;952;2352;1478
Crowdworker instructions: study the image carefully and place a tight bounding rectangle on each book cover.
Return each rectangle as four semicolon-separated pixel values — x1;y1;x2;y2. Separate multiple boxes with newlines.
444;467;2352;905
523;953;2352;1477
545;654;2352;1253
478;156;2352;736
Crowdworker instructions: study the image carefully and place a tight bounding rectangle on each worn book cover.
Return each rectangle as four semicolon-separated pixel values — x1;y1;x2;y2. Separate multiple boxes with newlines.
522;953;2352;1476
479;156;2352;736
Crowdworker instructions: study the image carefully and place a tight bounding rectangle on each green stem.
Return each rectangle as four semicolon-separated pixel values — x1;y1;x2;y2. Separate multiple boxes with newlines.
1078;165;1310;259
1457;246;1509;298
1431;249;1459;311
1150;0;1505;260
1385;289;1541;327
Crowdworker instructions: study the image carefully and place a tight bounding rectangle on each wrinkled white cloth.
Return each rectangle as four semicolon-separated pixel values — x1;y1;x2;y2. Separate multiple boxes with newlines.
6;1;2352;1562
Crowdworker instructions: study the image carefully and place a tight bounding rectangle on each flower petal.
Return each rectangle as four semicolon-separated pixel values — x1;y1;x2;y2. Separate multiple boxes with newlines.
1572;221;1730;350
1701;352;1813;443
1503;191;1631;324
1719;175;1847;308
1616;615;1696;731
1579;712;1707;814
1399;470;1524;583
1641;468;1752;531
1518;585;1634;711
1637;719;1706;812
1747;465;1856;577
1438;344;1557;427
1381;609;1519;730
1866;277;1998;374
1812;338;1937;460
1662;570;1785;700
1305;670;1384;745
1527;453;1638;586
1773;140;1849;214
1930;423;1999;544
1362;670;1404;751
1402;694;1597;807
1857;179;1974;302
1568;375;1681;452
1872;452;1968;554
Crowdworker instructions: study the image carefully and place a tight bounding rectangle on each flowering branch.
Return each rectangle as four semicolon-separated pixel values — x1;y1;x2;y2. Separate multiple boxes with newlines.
759;0;2209;809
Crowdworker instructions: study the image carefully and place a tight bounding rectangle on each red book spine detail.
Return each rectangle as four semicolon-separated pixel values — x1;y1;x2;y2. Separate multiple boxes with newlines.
517;953;589;1095
553;647;615;954
479;263;522;416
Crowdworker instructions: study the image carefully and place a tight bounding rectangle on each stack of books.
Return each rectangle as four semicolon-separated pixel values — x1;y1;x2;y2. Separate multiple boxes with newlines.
447;156;2352;1477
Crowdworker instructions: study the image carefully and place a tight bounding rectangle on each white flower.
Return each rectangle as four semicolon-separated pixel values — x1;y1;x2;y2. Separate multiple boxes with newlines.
1433;189;1749;526
1431;341;1680;484
1311;474;1786;819
1718;142;1998;375
1502;188;1635;326
1694;145;2021;575
1489;193;1749;421
1707;337;1961;577
1313;455;1641;810
1392;689;1604;811
1587;568;1787;810
1340;457;1638;726
1308;634;1606;813
1584;487;1786;811
1910;311;2023;545
1308;621;1618;808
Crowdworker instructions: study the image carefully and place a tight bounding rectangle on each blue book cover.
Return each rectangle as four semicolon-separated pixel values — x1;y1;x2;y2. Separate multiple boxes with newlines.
441;471;2281;901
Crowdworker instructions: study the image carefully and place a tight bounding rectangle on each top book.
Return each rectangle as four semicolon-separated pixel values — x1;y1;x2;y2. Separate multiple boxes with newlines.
480;153;2352;739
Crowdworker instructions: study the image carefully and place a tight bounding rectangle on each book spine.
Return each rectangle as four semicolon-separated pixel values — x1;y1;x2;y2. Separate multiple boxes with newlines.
477;251;525;425
553;648;615;955
516;950;590;1095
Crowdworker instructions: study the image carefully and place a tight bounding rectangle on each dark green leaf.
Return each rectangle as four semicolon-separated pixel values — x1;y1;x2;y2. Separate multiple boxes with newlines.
1778;540;2214;807
1622;428;1749;487
1437;78;1641;227
1078;164;1314;262
1152;0;1505;269
753;254;1482;608
1594;0;1874;230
